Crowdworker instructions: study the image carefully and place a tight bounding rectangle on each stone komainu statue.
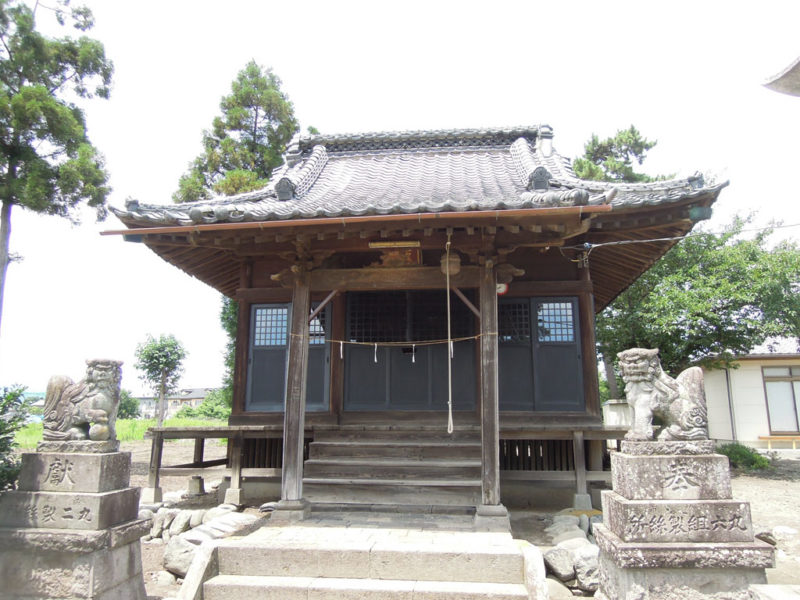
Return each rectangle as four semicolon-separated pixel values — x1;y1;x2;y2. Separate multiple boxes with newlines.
617;348;708;441
43;359;123;442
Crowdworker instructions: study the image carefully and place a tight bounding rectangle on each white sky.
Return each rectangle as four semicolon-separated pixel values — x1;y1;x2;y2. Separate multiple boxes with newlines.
2;1;800;395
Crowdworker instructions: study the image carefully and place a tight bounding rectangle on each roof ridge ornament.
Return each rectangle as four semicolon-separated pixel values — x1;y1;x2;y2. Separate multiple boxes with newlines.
276;144;329;201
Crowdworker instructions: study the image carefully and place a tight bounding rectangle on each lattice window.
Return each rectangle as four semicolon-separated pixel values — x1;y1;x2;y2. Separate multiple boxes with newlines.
499;301;531;343
348;291;475;343
348;292;407;342
537;302;575;342
253;307;288;347
309;308;327;345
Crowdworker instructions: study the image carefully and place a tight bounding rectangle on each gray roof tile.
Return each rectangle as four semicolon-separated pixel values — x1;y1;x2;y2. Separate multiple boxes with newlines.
112;126;724;227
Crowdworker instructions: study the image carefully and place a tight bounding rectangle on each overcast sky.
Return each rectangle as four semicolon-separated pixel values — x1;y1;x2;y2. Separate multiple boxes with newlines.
1;1;800;395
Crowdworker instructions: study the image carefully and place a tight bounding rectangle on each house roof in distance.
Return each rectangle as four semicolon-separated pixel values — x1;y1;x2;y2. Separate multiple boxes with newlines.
111;125;724;228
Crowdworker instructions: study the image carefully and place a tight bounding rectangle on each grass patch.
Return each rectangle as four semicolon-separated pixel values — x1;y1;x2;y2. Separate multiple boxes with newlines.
15;417;227;448
717;443;771;470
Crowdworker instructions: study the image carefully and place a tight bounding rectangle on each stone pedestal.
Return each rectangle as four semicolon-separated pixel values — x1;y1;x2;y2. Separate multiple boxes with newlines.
595;441;774;600
0;441;149;599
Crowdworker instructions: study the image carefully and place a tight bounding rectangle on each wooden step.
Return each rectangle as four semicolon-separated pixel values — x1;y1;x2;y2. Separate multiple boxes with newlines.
304;458;481;480
312;429;480;443
309;440;481;460
303;479;481;506
204;575;529;600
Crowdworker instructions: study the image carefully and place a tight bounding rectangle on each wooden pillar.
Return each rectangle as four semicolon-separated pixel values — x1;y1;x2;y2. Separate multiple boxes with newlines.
578;258;601;416
224;431;244;504
478;261;503;506
572;430;592;509
231;260;253;417
276;266;312;519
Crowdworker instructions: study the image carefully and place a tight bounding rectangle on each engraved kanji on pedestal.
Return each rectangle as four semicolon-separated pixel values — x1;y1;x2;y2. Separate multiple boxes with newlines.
594;441;775;600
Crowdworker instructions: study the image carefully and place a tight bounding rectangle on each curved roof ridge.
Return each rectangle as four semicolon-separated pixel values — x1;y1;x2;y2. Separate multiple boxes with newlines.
297;125;543;154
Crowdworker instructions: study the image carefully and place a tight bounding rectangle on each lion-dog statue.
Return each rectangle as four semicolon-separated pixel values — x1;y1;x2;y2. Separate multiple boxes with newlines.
43;359;123;442
617;348;708;441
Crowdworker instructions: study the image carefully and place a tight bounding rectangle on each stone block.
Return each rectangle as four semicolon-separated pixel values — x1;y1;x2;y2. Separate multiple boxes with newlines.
18;451;131;493
603;490;754;543
594;523;775;570
0;487;140;530
0;539;144;598
597;550;767;600
544;547;575;581
619;440;716;456
611;452;731;500
37;440;120;454
368;541;523;583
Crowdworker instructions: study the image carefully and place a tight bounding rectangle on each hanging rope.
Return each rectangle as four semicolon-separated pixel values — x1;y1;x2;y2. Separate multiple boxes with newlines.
445;232;454;435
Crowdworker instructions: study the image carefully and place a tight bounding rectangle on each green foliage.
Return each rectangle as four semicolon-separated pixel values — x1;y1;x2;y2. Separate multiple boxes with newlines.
717;443;771;470
134;334;187;426
1;385;30;489
573;125;657;183
117;389;140;420
0;0;113;332
596;217;800;374
176;388;231;420
220;296;237;401
15;420;41;449
173;60;299;203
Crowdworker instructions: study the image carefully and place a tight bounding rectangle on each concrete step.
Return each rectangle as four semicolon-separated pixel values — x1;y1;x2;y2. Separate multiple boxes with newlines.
204;574;529;600
203;575;528;600
216;527;524;583
303;479;482;505
309;440;482;460
304;458;481;480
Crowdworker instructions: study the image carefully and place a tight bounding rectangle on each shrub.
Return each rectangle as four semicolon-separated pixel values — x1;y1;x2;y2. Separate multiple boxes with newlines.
717;443;771;470
176;389;231;420
1;386;31;489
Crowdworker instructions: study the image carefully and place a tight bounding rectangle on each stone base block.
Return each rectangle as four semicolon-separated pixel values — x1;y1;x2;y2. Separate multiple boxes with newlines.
18;451;131;493
594;524;775;570
611;452;731;500
0;538;146;599
596;550;767;600
620;440;716;456
0;518;151;554
140;486;163;504
474;503;511;532
602;490;754;543
270;498;310;522
0;487;140;530
224;486;245;506
37;440;120;454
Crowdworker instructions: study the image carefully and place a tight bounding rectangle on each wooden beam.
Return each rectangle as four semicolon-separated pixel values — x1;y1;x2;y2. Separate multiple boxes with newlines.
308;289;338;323
308;266;479;291
452;286;480;319
479;262;501;507
280;267;311;505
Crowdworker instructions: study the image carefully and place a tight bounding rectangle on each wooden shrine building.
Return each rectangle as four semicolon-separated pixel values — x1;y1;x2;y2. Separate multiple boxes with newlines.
108;126;725;522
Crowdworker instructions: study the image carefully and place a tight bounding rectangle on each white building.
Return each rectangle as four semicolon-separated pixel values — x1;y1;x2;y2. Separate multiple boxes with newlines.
138;387;214;420
704;353;800;448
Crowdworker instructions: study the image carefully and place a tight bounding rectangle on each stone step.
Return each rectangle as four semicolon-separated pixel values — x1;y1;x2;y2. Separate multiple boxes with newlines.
215;527;524;583
304;458;481;480
303;479;482;506
309;440;482;460
204;574;529;600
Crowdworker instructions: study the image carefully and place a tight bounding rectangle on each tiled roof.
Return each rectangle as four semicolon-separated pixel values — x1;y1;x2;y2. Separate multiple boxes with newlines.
764;55;800;97
112;126;725;227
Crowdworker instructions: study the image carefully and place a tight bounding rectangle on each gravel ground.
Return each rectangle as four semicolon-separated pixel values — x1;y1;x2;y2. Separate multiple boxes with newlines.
120;440;800;598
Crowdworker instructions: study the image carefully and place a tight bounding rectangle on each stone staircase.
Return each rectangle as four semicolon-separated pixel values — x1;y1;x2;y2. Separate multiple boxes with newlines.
203;524;543;599
302;429;482;508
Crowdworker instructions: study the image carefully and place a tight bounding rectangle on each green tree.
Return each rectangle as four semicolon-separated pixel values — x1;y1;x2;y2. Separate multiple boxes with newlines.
134;334;186;427
219;295;237;405
173;60;299;203
0;0;113;334
176;388;231;420
595;218;800;376
573;125;657;183
117;389;140;419
0;385;29;489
